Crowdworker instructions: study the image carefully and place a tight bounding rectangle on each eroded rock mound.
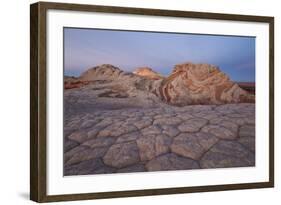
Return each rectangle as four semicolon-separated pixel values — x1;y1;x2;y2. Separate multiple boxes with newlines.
158;63;254;106
79;64;125;81
133;67;163;80
65;63;254;107
66;64;164;109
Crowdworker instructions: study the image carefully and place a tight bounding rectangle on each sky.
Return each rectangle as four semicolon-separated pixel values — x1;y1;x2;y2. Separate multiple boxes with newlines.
64;27;255;82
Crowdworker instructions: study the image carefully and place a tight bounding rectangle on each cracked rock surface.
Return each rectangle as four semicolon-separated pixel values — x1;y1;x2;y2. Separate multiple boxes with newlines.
64;99;255;175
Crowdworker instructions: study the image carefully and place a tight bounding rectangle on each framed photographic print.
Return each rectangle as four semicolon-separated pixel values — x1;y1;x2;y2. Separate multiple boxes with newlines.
30;1;274;202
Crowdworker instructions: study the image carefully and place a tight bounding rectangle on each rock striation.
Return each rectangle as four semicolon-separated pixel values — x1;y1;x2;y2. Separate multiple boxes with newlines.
64;76;90;89
65;63;254;106
158;63;254;105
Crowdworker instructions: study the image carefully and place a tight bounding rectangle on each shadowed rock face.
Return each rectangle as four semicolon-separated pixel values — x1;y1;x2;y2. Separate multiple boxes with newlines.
133;67;163;80
66;63;254;106
158;63;254;106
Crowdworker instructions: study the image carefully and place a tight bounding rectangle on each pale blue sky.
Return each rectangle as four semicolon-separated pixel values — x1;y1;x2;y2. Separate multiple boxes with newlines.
64;27;255;82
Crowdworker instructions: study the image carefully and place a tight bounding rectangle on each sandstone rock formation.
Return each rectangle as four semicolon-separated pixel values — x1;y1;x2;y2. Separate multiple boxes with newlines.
65;64;164;110
65;63;254;106
133;67;163;80
158;63;254;106
79;64;124;81
79;64;162;100
63;63;256;176
64;76;89;89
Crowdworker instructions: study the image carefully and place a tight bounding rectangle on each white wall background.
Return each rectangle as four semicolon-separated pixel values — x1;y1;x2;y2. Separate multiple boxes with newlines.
0;0;279;204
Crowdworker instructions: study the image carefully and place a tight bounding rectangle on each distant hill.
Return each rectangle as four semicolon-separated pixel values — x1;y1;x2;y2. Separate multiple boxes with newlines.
133;67;164;80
